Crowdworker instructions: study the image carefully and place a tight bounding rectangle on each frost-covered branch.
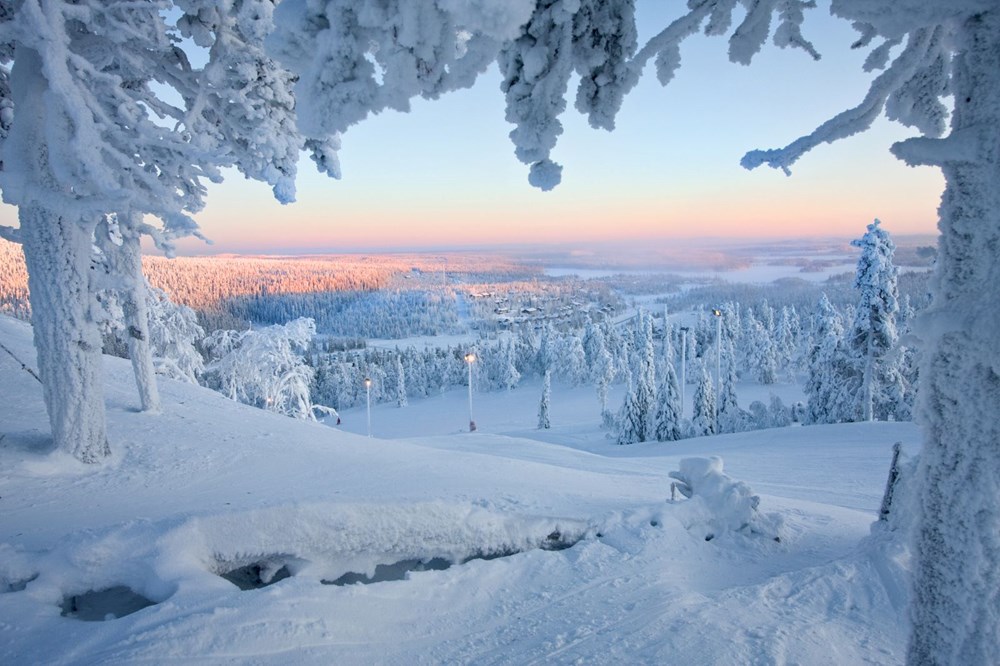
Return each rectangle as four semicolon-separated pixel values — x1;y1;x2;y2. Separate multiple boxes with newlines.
268;0;534;140
0;224;19;243
629;2;711;88
890;127;981;167
741;26;940;174
177;0;327;203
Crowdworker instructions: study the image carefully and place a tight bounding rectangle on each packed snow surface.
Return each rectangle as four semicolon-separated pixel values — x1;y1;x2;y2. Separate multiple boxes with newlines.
0;315;918;664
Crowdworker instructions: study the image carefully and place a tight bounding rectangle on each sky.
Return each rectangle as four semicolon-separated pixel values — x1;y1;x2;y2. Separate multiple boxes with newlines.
0;1;945;256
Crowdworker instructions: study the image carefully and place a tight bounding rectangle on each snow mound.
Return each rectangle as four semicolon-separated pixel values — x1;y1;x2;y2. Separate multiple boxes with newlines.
3;501;593;615
668;456;784;541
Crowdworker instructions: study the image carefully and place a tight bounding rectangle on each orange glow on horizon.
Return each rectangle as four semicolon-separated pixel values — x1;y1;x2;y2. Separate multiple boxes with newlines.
173;185;940;254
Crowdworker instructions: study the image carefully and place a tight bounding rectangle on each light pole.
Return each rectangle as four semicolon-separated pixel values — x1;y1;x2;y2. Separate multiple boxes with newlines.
679;326;689;410
364;377;372;438
712;308;723;431
464;352;477;432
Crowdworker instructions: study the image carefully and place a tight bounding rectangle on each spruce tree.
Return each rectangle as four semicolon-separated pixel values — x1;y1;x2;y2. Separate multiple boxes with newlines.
690;369;717;437
717;338;746;433
653;357;683;442
847;219;903;421
805;294;849;424
394;354;407;407
633;311;657;442
615;379;643;445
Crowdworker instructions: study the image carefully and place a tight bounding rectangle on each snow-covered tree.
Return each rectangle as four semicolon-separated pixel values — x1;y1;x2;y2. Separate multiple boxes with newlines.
777;305;800;376
805;294;850;424
204;317;318;420
498;338;522;391
0;0;334;462
631;311;657;441
744;308;777;385
717;338;747;434
767;394;792;428
615;378;643;445
93;215;160;413
393;353;407;407
145;285;205;385
537;370;551;430
583;318;614;417
690;369;716;438
653;355;683;442
537;323;555;376
844;220;903;422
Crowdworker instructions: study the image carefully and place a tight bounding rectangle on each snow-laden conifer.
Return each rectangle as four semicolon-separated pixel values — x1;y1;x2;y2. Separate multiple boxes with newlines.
690;369;716;438
805;294;849;424
394;354;408;407
846;220;903;422
653;355;683;442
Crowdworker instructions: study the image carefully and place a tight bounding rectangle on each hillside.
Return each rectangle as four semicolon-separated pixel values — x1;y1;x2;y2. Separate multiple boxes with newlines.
0;315;919;664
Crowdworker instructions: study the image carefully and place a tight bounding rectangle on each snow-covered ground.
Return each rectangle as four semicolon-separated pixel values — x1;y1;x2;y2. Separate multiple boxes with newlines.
0;315;919;664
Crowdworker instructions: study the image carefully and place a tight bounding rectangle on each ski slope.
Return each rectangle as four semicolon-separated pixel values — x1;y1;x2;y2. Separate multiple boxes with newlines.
0;315;919;664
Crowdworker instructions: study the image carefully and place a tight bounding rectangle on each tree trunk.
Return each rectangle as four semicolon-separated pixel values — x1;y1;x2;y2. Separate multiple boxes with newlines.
6;47;109;463
862;338;874;422
21;207;110;463
908;10;1000;664
96;214;161;412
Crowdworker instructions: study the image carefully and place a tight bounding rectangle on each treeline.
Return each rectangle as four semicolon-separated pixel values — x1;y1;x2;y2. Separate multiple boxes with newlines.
0;242;546;332
666;270;931;315
225;289;464;338
0;239;29;321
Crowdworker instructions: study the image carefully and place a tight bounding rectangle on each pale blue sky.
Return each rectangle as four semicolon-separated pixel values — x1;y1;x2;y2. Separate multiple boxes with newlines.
0;1;945;254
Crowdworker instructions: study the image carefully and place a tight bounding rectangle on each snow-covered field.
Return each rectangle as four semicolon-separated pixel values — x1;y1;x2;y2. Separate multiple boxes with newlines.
0;315;919;664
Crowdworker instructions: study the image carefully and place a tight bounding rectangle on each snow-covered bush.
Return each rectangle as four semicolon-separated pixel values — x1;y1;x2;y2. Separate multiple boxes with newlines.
204;317;319;420
668;457;783;542
146;287;206;385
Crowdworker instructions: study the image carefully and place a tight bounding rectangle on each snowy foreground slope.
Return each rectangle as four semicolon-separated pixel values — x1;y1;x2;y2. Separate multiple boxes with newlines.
0;315;919;664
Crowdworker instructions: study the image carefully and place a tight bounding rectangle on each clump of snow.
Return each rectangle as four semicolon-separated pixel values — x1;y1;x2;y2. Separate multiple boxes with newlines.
161;501;593;586
669;456;783;541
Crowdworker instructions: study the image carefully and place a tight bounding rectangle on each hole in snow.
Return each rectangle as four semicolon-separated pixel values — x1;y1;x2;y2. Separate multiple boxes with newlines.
323;532;584;587
324;557;454;586
219;562;293;591
2;573;38;593
60;586;156;621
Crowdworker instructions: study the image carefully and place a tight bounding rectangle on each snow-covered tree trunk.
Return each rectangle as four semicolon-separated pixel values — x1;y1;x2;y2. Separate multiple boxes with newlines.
21;206;109;463
861;337;875;422
118;222;159;412
538;370;551;429
8;48;109;462
908;11;1000;663
394;354;408;407
96;215;160;413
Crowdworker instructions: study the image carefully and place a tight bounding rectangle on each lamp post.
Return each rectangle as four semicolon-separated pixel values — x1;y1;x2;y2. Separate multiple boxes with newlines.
364;377;372;438
679;327;690;410
464;352;477;432
711;308;723;431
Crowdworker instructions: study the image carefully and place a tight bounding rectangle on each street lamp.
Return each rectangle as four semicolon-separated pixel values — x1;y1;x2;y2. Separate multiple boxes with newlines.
711;308;723;431
364;377;372;438
464;352;477;432
679;326;690;410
